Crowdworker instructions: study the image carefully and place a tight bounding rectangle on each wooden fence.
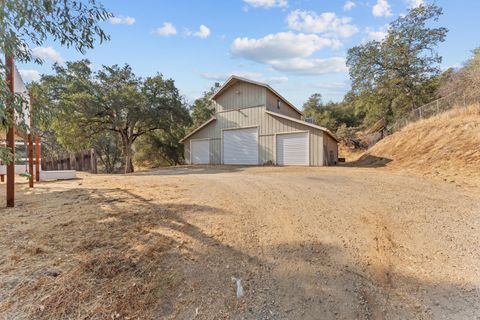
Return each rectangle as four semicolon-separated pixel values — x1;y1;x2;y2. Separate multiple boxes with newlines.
42;149;97;173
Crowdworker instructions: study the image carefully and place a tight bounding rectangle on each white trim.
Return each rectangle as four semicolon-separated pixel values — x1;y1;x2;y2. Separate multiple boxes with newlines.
221;126;260;165
274;131;310;166
265;110;338;142
222;125;258;131
216;104;264;114
180;117;216;143
273;130;310;165
210;75;303;116
189;138;211;164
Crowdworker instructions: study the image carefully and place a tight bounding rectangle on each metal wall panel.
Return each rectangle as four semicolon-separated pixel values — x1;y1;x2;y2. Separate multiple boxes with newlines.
184;106;327;166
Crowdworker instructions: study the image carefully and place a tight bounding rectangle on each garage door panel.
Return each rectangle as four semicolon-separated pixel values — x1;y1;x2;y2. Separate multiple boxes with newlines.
191;140;210;164
223;128;258;165
276;132;309;165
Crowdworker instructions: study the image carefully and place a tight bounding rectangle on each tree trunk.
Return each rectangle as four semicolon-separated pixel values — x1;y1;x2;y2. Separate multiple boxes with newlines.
124;141;134;173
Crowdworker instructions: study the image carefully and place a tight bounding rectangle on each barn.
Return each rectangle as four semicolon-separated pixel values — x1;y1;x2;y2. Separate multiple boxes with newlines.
181;76;338;166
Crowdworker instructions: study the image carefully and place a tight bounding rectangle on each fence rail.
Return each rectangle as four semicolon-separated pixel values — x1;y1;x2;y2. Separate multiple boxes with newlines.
387;93;479;133
42;149;97;173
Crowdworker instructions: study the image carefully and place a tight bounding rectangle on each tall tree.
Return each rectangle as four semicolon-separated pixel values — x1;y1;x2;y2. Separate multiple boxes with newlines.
346;4;447;124
302;93;323;118
36;61;190;173
0;1;111;137
191;87;216;128
438;48;480;103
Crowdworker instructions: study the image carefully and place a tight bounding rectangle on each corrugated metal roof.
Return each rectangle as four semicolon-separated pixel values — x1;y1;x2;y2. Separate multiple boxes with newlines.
180;117;216;143
265;110;339;142
209;75;303;116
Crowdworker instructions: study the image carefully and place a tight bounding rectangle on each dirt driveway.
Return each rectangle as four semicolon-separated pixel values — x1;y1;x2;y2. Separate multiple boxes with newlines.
1;166;479;319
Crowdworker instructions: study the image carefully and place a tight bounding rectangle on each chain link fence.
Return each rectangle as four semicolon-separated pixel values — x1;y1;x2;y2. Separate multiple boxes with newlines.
387;93;479;133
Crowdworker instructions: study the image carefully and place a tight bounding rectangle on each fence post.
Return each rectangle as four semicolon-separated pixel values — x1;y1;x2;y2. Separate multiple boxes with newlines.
90;149;97;174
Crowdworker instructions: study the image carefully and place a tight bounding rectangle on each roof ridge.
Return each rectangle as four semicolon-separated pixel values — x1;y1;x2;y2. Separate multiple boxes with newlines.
210;75;303;116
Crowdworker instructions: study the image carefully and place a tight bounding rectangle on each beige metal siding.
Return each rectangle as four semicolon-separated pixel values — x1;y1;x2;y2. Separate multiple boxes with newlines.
184;80;336;166
266;90;301;119
323;132;338;165
184;121;217;164
214;82;266;112
184;106;328;166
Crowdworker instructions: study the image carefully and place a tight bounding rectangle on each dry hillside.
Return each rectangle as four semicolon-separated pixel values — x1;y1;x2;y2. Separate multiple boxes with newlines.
354;104;480;188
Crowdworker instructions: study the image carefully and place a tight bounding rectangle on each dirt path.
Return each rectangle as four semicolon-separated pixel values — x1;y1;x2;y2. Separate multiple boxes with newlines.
1;166;479;319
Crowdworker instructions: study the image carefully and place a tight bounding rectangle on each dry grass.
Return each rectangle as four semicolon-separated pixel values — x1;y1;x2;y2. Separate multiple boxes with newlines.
0;178;199;319
1;166;480;319
339;143;365;162
356;104;480;187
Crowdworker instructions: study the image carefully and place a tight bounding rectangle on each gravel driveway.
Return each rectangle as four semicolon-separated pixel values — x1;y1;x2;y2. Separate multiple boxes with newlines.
1;166;479;319
132;166;479;319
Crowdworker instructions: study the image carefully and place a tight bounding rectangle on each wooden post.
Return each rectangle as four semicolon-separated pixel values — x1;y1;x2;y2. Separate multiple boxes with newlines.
28;94;34;187
5;54;15;207
35;135;40;182
90;149;97;173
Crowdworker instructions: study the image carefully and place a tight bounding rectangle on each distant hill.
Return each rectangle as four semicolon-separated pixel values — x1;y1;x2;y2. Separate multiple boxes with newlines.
353;104;480;188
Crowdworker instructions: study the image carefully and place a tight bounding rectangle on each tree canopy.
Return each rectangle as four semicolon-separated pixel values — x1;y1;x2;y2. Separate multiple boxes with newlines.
0;0;111;162
34;60;190;173
190;87;216;128
345;3;448;126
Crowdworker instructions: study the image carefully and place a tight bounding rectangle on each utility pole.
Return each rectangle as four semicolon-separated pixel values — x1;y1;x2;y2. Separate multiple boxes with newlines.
5;54;15;207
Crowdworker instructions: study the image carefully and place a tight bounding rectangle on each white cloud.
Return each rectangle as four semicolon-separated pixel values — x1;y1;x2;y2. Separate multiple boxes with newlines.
268;57;348;75
109;15;135;25
19;69;41;82
308;81;349;93
267;76;288;84
156;22;177;36
343;1;356;11
231;32;341;63
372;0;392;17
364;25;388;42
201;72;288;84
31;46;64;64
406;0;424;8
287;10;358;38
231;32;346;75
186;25;211;38
243;0;287;8
202;71;263;82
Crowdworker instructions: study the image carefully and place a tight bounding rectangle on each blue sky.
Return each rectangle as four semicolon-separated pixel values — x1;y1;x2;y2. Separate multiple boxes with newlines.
18;0;480;108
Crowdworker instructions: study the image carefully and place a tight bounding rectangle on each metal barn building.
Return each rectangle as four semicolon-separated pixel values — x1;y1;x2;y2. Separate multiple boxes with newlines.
181;76;338;166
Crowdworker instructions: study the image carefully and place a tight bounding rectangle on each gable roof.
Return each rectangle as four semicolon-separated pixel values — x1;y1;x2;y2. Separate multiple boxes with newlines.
210;75;303;116
265;110;339;142
179;117;216;143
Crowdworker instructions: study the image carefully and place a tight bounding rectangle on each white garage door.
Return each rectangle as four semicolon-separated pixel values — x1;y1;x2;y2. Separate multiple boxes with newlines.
276;132;309;165
223;127;258;165
191;140;210;164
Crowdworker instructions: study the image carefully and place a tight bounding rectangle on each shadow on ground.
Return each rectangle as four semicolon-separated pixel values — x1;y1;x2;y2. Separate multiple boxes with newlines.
130;165;253;176
343;154;393;168
0;179;478;319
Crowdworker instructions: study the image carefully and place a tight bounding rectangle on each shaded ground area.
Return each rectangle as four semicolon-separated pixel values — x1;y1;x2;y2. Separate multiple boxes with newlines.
0;166;479;319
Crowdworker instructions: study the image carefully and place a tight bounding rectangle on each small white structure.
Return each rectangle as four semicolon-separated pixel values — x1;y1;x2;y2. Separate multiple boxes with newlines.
39;170;76;181
0;165;76;181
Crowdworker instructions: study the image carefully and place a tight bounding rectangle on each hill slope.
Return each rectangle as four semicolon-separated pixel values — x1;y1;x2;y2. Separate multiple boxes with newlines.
355;105;480;188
